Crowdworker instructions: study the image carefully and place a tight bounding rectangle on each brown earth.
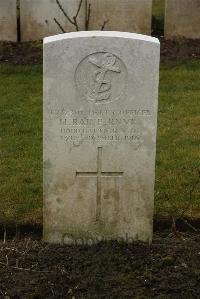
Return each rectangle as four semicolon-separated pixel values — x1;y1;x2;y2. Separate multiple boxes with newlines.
0;42;42;65
0;230;200;299
0;39;200;65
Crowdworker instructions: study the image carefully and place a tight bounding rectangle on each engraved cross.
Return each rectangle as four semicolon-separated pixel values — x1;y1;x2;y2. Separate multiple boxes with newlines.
76;147;123;221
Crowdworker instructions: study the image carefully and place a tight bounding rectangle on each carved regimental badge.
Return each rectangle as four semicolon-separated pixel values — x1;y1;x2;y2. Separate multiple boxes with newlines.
75;52;127;103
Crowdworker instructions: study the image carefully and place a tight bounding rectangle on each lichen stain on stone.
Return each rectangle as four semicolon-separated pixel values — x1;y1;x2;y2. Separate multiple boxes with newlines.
77;191;85;203
44;159;53;169
44;159;54;193
56;197;62;204
55;182;68;192
22;18;43;41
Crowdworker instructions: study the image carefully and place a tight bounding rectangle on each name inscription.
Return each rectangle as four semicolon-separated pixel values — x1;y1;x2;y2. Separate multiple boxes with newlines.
48;108;151;147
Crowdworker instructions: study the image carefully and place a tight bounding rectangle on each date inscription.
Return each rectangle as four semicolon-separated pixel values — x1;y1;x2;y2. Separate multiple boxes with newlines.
48;108;151;147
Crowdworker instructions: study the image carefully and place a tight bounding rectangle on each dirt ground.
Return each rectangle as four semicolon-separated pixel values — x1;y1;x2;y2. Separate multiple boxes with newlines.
0;230;199;299
0;39;200;65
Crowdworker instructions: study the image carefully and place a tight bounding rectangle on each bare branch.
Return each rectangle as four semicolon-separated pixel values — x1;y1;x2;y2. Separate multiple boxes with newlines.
55;0;84;32
56;0;75;26
75;0;83;18
73;0;84;31
54;18;66;33
85;0;88;30
72;16;79;31
101;19;109;31
0;261;53;273
86;3;91;30
55;0;107;32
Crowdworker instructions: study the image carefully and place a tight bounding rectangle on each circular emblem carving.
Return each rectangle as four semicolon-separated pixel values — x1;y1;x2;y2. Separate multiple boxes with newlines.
75;52;127;104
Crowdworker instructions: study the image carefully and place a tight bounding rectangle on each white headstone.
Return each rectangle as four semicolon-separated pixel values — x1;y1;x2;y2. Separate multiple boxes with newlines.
43;31;160;244
20;0;85;41
165;0;200;39
0;0;17;41
89;0;152;34
20;0;152;41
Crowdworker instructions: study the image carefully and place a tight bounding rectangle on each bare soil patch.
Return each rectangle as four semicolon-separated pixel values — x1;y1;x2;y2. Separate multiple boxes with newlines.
0;39;200;65
0;231;199;298
160;38;200;60
0;42;42;65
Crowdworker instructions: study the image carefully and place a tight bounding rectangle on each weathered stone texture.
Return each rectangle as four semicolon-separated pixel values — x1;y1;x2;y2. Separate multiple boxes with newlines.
88;0;152;34
21;0;152;41
165;0;200;39
0;0;17;41
20;0;85;41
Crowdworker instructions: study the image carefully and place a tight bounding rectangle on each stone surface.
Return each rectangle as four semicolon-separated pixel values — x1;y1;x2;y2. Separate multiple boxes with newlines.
88;0;152;34
0;0;17;41
20;0;85;41
20;0;152;41
165;0;200;39
43;31;160;244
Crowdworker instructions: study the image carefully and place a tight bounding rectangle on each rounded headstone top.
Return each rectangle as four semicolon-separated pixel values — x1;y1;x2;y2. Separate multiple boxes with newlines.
44;31;160;45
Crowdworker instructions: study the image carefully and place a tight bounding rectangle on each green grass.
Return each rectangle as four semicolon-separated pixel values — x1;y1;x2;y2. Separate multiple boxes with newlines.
0;60;199;226
155;60;200;219
0;65;43;225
